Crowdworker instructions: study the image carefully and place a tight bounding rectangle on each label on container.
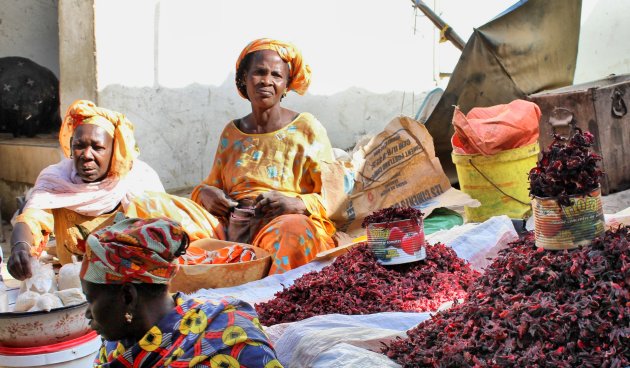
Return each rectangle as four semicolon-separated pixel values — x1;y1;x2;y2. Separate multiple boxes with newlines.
533;189;605;250
367;218;426;265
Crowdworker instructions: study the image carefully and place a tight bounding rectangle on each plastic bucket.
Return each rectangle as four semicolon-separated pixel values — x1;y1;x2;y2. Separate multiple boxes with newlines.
532;188;605;250
452;141;539;222
367;218;426;265
0;331;100;368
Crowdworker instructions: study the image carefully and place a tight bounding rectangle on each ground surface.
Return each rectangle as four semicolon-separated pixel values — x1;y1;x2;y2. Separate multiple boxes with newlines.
1;188;630;284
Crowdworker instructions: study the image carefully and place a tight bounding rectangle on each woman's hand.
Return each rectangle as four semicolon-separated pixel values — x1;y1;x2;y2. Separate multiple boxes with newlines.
254;191;308;220
8;242;33;281
197;185;238;218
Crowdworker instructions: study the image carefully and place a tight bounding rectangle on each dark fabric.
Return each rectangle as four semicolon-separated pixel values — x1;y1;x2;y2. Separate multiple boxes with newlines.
424;0;582;179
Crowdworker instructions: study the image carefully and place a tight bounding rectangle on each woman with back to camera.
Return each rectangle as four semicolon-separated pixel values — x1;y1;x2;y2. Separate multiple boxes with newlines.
81;216;282;367
192;38;337;274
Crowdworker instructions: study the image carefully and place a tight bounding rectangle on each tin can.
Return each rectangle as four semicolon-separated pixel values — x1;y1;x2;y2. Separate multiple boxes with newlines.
367;218;426;265
532;188;605;250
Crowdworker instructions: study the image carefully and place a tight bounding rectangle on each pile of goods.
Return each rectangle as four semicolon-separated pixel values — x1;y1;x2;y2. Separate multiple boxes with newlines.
177;243;255;265
528;128;606;249
383;227;630;367
10;259;85;313
361;207;425;227
528;129;603;205
255;241;479;325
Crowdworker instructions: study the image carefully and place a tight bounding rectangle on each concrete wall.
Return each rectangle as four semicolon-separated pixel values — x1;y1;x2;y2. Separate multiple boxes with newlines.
0;0;60;76
99;84;424;189
58;0;97;112
57;0;630;192
88;0;513;191
574;0;630;83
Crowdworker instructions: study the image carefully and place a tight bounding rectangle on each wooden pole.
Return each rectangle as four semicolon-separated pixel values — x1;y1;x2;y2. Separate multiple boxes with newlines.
411;0;466;51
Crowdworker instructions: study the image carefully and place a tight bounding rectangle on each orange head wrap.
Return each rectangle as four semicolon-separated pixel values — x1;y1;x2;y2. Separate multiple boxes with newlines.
235;38;311;99
59;100;139;178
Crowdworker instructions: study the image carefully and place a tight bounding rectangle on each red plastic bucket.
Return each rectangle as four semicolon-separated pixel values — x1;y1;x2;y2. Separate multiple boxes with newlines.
0;331;100;367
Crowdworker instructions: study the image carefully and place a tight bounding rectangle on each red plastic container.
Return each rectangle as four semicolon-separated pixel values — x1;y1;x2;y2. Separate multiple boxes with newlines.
0;331;100;367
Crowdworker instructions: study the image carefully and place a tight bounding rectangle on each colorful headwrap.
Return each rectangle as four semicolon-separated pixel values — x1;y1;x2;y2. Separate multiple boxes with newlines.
81;217;187;284
235;38;311;99
59;100;139;178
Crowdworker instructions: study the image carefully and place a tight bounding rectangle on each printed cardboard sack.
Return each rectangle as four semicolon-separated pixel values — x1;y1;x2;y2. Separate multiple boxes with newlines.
323;116;452;236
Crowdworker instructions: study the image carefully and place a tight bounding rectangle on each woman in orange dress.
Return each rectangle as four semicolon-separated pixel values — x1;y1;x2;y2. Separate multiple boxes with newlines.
193;39;337;274
8;100;224;280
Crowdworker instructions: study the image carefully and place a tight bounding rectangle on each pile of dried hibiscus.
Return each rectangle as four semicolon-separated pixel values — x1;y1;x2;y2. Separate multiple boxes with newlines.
361;207;425;227
383;227;630;367
529;128;604;206
255;242;479;325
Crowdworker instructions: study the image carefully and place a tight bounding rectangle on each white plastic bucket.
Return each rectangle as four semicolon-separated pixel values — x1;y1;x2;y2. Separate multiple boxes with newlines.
0;331;101;368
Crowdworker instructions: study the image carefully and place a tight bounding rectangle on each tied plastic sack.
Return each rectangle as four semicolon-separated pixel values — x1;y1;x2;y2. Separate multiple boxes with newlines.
13;291;40;312
55;288;87;307
22;258;56;294
452;99;540;155
29;293;63;312
0;283;9;313
58;256;82;291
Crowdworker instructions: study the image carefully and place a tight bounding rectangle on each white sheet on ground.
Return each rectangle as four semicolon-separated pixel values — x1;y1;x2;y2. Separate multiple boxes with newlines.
190;216;517;367
265;312;430;368
191;215;516;305
312;343;402;368
429;215;518;271
190;259;333;304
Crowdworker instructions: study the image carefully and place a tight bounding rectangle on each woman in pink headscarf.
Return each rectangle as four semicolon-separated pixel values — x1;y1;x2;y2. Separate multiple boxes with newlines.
8;100;224;280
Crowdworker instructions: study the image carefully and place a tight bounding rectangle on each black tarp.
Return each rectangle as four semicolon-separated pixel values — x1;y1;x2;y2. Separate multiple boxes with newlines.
424;0;582;180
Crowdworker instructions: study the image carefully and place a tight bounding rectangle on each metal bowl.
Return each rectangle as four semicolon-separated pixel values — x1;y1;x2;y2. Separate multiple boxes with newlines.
0;302;91;348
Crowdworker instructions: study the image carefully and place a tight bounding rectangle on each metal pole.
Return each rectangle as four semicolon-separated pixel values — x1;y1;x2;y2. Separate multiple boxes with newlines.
410;0;466;51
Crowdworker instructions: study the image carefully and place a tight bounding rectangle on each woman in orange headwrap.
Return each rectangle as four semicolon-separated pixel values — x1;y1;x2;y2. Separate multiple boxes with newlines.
192;38;337;274
9;100;224;280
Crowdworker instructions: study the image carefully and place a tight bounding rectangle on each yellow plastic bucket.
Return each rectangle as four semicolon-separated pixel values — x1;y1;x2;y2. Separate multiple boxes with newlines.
452;141;540;222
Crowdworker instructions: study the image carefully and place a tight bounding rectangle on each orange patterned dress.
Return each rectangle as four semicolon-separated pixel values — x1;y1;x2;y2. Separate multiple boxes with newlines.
192;113;337;274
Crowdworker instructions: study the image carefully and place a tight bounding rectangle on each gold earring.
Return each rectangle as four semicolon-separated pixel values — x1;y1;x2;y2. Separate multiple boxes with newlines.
125;312;133;323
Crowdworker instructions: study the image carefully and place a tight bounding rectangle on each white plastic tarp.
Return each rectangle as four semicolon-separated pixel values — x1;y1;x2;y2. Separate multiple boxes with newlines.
265;312;431;368
190;215;518;305
190;216;518;367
